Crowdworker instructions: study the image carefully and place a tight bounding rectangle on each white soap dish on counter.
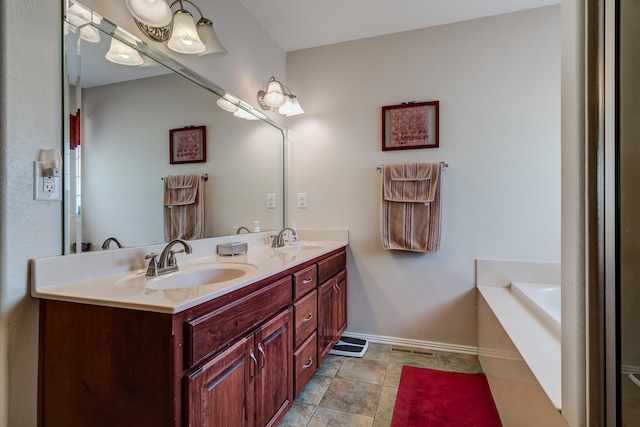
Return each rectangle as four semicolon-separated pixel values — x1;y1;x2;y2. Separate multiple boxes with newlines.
216;242;248;256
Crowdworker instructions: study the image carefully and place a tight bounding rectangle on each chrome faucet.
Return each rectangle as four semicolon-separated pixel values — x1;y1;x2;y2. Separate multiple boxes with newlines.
145;239;193;277
102;237;124;250
271;227;297;248
236;226;252;234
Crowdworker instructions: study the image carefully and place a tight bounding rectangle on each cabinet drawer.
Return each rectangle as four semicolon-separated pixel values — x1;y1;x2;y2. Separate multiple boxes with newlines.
317;249;346;284
185;276;293;368
294;290;317;349
293;264;317;299
294;332;317;396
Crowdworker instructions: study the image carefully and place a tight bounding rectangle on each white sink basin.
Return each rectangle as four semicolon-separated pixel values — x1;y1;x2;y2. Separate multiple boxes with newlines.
116;262;257;290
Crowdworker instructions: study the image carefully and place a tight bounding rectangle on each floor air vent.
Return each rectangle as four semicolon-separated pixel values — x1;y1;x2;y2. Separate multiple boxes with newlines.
391;348;435;357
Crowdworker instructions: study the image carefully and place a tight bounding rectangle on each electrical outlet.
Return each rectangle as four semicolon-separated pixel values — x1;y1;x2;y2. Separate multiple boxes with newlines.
266;193;276;209
44;178;56;193
33;161;62;201
297;192;307;208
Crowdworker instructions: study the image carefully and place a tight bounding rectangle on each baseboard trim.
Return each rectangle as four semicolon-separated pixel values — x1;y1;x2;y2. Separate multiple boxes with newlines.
343;331;478;356
478;348;523;362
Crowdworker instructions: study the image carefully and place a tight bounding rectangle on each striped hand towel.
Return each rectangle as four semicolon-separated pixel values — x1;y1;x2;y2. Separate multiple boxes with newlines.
381;163;442;252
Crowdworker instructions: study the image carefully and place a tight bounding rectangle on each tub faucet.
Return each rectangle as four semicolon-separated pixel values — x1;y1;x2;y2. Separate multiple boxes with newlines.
236;226;252;234
102;237;124;250
271;227;297;248
145;239;193;277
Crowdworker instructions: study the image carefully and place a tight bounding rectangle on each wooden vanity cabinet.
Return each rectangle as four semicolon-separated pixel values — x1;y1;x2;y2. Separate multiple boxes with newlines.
37;247;347;427
292;264;318;395
317;250;348;366
185;308;293;427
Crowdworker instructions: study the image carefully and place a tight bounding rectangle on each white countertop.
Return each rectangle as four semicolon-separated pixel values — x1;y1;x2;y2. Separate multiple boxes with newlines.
31;230;348;314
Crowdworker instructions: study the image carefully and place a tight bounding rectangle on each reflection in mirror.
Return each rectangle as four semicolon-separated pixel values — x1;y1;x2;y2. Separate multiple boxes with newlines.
63;2;285;254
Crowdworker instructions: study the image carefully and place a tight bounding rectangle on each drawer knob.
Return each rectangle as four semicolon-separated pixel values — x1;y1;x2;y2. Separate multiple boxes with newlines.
302;357;313;369
302;313;313;323
302;278;313;285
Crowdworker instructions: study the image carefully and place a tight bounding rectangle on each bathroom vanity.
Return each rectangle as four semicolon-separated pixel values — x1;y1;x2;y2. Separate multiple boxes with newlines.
33;235;348;427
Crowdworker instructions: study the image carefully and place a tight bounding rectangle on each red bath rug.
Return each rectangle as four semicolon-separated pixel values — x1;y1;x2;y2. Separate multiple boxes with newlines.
391;366;502;427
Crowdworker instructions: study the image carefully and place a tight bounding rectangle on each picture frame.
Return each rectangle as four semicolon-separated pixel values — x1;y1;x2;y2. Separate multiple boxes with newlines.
169;125;207;164
382;101;439;151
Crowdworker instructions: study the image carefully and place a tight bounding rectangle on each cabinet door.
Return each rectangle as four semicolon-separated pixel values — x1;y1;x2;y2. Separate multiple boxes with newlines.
185;336;254;427
317;277;336;366
334;269;348;340
254;308;293;427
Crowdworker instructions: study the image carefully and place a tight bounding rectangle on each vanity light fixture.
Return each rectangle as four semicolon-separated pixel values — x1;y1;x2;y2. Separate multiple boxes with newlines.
130;0;227;57
125;0;172;28
257;76;305;116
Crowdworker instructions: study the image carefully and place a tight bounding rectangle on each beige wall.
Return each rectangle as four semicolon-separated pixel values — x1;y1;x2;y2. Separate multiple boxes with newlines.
286;6;561;349
0;1;62;425
0;1;286;425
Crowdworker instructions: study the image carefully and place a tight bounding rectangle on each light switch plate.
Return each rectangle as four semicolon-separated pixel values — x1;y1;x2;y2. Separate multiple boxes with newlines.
266;193;276;209
297;192;307;208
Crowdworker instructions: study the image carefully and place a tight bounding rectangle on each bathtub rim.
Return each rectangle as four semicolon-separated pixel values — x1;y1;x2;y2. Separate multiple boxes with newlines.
477;285;562;410
510;282;561;339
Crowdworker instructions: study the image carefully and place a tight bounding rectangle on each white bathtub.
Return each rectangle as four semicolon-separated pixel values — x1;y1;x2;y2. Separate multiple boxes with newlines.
511;282;561;338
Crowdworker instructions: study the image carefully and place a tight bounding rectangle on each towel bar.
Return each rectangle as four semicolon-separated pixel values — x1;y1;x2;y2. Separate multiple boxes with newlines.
161;174;208;181
376;162;448;172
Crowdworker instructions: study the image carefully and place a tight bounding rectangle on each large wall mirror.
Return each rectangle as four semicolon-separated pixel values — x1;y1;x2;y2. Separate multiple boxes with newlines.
63;2;285;254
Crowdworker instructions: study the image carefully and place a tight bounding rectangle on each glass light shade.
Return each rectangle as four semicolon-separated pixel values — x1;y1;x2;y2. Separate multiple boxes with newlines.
278;96;293;115
264;79;286;107
285;96;304;116
217;97;238;113
197;19;227;58
125;0;172;27
67;4;100;43
79;25;100;43
233;108;259;120
167;10;205;54
105;38;144;66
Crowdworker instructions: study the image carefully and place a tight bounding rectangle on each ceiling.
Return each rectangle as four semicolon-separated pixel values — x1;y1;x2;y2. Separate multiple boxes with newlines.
239;0;560;52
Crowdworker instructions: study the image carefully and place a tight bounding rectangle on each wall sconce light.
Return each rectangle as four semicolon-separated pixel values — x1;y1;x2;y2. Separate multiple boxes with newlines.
257;76;305;117
128;0;227;57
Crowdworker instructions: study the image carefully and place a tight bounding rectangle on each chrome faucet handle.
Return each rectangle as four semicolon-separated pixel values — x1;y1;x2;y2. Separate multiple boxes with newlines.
272;227;296;248
145;253;159;275
167;249;187;267
271;234;283;248
158;239;193;269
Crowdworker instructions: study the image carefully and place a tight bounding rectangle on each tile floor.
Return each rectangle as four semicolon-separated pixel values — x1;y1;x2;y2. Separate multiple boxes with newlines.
278;343;484;427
